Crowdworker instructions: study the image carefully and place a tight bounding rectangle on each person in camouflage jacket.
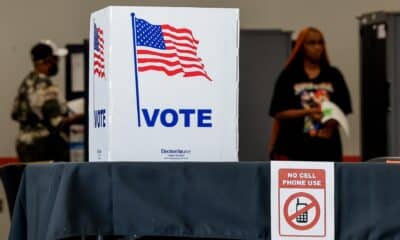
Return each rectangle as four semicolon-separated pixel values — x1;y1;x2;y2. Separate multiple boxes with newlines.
11;42;69;162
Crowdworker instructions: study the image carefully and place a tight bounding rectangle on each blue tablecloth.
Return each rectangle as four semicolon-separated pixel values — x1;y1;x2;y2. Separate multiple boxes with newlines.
8;162;400;239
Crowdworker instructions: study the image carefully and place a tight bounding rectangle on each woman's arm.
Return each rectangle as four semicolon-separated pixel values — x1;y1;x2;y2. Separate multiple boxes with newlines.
274;107;321;120
317;119;338;139
269;119;280;154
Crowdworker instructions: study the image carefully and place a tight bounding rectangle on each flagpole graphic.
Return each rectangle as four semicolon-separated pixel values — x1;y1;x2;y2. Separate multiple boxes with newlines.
131;13;142;127
92;21;96;113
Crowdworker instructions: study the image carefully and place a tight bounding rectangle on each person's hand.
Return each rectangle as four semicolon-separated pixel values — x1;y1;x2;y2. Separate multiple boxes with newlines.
63;113;85;126
316;128;333;139
316;120;338;139
307;107;322;122
57;113;85;130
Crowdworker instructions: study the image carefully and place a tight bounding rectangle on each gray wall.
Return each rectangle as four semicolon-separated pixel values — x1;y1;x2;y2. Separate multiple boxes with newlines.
1;0;400;157
239;30;291;161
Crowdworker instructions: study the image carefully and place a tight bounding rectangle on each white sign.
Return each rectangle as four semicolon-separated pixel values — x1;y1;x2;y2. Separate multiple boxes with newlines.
271;161;334;239
89;6;239;162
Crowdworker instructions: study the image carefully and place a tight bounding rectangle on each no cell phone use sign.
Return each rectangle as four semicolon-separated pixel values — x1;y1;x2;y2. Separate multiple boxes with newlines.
271;161;334;240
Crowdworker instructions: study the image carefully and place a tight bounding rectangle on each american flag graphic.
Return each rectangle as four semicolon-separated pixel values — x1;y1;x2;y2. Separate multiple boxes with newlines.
134;18;211;81
93;23;105;78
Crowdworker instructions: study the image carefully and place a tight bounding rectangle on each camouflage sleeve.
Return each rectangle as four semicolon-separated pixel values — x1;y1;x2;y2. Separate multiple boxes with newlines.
11;82;31;123
41;84;69;128
42;99;63;120
11;97;23;122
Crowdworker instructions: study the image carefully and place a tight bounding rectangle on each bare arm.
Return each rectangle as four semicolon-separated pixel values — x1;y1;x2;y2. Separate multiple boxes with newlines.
317;119;338;139
269;119;280;154
274;107;321;120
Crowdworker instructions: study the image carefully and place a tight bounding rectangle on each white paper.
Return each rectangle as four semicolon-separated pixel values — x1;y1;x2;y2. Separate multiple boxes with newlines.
67;98;84;114
377;24;386;39
321;101;349;136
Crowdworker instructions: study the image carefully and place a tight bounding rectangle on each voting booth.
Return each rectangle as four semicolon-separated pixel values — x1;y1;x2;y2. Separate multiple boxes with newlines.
89;7;239;162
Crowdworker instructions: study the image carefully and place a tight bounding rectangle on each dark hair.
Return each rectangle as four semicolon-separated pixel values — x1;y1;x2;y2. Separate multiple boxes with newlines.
30;43;54;61
285;27;330;70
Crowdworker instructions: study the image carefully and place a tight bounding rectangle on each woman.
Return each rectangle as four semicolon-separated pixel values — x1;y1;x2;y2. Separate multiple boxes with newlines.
269;27;352;162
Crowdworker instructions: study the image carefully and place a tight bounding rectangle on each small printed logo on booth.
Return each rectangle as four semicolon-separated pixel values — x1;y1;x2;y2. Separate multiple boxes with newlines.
93;23;105;79
161;148;191;154
161;148;192;160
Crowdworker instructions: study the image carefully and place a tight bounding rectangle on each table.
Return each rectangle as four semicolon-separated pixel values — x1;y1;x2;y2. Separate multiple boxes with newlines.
8;162;400;239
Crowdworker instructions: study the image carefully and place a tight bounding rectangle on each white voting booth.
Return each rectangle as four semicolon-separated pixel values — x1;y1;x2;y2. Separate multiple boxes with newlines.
89;7;239;162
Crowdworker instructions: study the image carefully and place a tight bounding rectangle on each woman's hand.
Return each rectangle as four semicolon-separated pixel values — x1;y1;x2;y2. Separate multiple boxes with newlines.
316;119;338;139
307;107;322;121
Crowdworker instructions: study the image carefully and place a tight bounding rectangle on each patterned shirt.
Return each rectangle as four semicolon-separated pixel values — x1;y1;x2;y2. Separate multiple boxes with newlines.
11;71;68;145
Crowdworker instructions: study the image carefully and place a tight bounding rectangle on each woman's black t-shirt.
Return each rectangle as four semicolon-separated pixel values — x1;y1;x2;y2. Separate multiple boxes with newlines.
269;65;352;161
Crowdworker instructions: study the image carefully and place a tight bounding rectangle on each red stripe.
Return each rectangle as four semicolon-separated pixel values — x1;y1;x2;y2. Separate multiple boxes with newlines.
165;46;197;56
161;25;197;39
139;65;184;76
94;66;104;72
95;50;104;56
94;69;103;74
184;71;211;81
94;69;105;78
138;65;210;80
138;58;204;69
137;49;201;62
94;53;104;62
97;28;103;34
167;48;198;59
94;59;104;65
138;49;176;58
94;67;104;73
162;32;199;45
164;40;196;50
94;61;104;68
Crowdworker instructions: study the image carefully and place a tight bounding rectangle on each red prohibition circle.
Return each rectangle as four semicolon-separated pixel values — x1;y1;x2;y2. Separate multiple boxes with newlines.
283;192;320;231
